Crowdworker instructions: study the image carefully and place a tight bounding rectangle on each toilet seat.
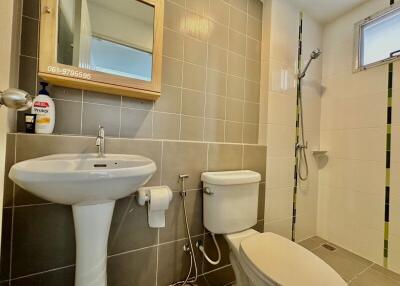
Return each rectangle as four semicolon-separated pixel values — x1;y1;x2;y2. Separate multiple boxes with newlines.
239;232;347;286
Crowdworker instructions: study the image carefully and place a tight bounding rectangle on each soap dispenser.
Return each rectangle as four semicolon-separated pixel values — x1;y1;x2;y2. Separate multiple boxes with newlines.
32;82;55;134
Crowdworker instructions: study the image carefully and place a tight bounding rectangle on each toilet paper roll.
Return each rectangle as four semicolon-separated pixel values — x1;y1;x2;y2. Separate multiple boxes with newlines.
149;187;171;211
148;186;172;228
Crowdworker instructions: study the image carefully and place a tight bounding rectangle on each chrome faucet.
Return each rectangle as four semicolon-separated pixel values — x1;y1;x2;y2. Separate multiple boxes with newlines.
96;125;105;157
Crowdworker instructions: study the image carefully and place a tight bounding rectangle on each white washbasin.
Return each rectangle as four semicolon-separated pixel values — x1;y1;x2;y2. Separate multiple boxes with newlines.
9;153;157;286
9;153;156;205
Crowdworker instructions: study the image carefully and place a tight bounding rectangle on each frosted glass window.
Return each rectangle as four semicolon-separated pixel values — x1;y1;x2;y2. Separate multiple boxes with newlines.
359;6;400;67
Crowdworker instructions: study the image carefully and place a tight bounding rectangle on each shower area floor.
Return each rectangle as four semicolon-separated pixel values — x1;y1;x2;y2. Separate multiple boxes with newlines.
299;237;400;285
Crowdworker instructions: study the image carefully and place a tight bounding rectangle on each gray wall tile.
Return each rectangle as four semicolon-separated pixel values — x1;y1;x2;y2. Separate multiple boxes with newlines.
0;208;12;281
82;103;121;137
3;134;15;207
12;204;75;278
106;138;162;186
53;100;82;135
10;266;75;286
22;0;40;19
107;247;157;286
108;196;158;255
159;190;203;243
161;141;207;190
20;17;39;58
83;91;121;107
157;238;203;286
153;112;180;140
120;108;152;139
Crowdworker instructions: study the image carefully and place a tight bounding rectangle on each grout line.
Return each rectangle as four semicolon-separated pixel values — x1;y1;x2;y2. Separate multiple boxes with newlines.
10;133;267;147
155;228;160;286
347;262;374;283
118;97;122;138
80;90;84;135
8;135;17;286
162;54;262;86
9;264;75;282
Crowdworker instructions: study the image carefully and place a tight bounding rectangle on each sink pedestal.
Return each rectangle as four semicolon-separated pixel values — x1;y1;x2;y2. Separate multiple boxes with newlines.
73;201;115;286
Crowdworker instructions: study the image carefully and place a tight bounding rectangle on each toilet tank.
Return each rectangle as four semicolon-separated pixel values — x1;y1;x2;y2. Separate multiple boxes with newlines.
201;170;261;234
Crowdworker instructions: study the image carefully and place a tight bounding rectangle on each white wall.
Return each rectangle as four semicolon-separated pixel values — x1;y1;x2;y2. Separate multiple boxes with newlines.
260;0;322;241
0;0;20;251
318;0;400;268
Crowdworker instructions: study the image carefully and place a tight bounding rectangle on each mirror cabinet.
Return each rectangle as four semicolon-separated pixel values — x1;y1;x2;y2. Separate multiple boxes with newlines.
39;0;164;100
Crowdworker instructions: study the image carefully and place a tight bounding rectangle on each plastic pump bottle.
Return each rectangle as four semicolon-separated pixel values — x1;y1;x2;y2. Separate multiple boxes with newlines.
32;82;55;134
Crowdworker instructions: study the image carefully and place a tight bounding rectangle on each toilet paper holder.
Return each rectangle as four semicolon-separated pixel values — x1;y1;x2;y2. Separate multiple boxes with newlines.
137;186;173;228
137;186;173;206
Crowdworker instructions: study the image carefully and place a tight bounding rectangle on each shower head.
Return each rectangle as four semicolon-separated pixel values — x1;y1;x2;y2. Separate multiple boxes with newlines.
310;49;321;60
298;49;322;79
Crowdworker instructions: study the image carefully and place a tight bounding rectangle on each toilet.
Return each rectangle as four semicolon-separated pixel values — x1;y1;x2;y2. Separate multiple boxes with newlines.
201;170;347;286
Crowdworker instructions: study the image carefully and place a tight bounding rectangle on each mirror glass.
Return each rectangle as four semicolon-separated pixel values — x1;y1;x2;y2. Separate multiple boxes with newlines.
57;0;154;81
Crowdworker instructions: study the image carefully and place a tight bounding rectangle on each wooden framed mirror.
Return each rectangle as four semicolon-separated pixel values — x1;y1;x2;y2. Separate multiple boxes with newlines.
39;0;164;100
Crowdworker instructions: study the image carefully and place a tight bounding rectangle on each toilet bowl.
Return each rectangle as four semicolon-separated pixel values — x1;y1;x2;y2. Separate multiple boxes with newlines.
224;229;348;286
201;170;347;286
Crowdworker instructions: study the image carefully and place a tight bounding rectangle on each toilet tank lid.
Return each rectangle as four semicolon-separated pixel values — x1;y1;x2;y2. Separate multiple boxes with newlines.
201;170;261;185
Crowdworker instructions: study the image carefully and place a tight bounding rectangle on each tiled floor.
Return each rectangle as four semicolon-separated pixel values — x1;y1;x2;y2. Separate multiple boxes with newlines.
299;237;400;286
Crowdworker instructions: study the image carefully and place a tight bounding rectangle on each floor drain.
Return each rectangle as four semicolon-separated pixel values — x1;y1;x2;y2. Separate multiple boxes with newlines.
322;244;336;251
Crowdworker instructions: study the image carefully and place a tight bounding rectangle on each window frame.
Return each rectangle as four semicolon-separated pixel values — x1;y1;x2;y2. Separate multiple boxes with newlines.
354;2;400;72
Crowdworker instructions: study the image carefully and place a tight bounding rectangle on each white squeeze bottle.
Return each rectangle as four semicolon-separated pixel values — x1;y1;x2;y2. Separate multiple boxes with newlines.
32;82;55;134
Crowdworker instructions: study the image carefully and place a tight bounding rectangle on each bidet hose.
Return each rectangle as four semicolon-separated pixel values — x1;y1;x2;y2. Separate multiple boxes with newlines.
297;80;309;181
169;176;198;286
197;232;221;265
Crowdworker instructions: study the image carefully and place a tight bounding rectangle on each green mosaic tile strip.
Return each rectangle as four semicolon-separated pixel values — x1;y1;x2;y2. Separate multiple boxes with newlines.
292;12;303;242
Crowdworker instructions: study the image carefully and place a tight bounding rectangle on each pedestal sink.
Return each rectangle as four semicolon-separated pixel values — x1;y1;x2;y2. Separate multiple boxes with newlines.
9;153;156;286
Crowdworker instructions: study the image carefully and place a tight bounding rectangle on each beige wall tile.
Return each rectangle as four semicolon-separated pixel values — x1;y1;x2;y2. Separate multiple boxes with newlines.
153;112;180;140
226;98;244;122
244;102;260;123
162;56;183;86
205;94;226;120
163;29;184;60
225;121;243;143
248;0;263;20
229;29;246;55
208;20;229;49
181;89;205;117
184;36;207;66
243;123;259;144
208;45;228;73
205;119;225;142
230;7;247;34
228;52;246;77
180;115;204;141
183;63;206;91
227;75;245;100
208;143;243;171
186;0;208;15
246;59;261;82
155;84;182;114
245;80;260;102
230;0;248;12
246;37;261;61
208;0;230;25
243;145;267;181
164;1;185;31
247;16;262;41
206;69;227;96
